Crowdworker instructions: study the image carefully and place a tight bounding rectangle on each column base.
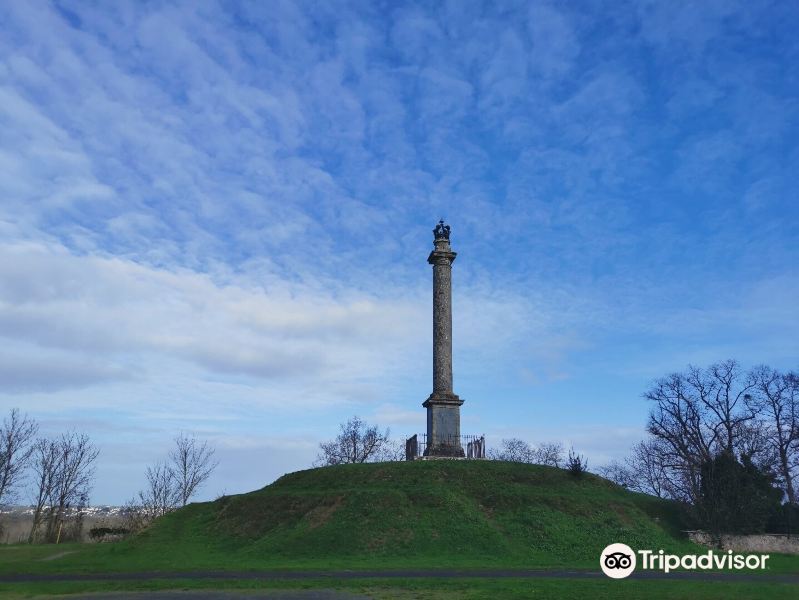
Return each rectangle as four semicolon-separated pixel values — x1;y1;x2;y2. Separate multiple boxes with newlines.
422;391;463;407
423;444;465;458
423;392;464;457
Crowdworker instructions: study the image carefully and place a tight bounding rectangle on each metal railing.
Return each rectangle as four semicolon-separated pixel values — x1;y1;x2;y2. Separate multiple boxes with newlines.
405;434;486;460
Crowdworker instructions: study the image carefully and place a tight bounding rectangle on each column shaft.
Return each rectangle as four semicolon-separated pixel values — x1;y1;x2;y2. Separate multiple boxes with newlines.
432;259;453;393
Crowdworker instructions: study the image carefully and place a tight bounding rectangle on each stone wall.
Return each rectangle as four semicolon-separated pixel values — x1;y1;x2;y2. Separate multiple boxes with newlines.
687;530;799;554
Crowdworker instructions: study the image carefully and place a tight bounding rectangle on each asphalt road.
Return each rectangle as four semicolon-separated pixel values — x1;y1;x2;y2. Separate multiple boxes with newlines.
1;569;798;584
46;594;371;600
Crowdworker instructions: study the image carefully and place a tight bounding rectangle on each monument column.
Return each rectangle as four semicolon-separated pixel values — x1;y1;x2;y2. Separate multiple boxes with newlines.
423;220;464;457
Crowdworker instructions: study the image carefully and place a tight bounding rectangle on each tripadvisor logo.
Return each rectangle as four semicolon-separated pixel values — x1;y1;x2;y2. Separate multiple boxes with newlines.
600;543;636;579
600;543;770;579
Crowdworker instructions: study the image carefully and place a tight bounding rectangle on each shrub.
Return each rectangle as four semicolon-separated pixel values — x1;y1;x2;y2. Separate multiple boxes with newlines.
566;448;588;478
89;526;131;541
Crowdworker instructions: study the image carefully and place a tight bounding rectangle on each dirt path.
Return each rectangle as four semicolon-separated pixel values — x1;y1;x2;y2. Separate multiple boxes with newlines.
38;551;79;561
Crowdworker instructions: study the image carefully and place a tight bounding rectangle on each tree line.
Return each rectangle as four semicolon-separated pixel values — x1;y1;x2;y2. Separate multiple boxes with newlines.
0;409;217;542
314;415;589;476
600;360;798;535
0;410;99;543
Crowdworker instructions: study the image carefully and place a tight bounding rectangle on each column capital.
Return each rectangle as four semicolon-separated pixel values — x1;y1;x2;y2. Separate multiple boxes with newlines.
428;240;457;265
427;251;456;265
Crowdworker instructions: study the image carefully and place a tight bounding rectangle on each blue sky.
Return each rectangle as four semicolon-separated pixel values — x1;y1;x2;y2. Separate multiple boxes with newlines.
0;1;797;504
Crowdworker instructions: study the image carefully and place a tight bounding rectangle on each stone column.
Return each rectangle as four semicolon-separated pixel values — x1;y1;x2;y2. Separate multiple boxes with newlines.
423;220;464;457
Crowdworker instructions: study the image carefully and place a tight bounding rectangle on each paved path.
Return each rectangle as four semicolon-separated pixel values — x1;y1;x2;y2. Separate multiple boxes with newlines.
1;569;798;585
56;593;371;600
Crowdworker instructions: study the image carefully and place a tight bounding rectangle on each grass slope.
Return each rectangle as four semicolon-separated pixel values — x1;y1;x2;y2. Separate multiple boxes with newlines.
208;460;693;566
1;461;700;575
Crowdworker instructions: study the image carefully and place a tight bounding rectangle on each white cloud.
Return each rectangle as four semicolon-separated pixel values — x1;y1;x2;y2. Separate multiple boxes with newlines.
0;350;133;394
0;241;427;394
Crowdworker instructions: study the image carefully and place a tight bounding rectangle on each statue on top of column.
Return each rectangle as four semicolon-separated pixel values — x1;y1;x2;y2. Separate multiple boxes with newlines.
433;219;451;240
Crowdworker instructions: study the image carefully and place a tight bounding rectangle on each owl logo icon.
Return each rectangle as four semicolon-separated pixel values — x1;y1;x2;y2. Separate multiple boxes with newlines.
600;543;637;579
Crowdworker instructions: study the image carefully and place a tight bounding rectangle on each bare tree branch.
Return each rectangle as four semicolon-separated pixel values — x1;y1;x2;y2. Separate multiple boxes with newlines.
316;416;390;465
45;432;99;542
169;433;218;506
487;438;534;462
645;362;762;503
0;408;38;506
534;442;564;467
751;365;799;504
27;438;59;543
139;462;179;517
27;432;98;543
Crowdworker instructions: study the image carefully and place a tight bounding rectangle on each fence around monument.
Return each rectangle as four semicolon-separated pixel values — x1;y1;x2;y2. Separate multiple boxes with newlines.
405;434;486;460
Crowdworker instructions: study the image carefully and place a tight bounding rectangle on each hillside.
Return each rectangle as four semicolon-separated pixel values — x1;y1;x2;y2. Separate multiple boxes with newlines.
0;460;701;575
105;460;697;571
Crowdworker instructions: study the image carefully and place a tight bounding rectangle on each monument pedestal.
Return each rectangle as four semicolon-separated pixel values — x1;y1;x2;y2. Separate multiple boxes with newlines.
423;391;464;457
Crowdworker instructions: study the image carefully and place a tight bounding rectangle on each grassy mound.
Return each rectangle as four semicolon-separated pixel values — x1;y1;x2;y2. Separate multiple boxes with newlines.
107;460;696;571
0;461;701;575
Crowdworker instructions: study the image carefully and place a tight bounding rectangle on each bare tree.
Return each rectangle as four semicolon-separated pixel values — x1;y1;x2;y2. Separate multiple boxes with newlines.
488;438;535;462
704;360;759;454
735;419;778;471
751;366;799;504
44;432;99;543
534;442;564;467
645;361;760;503
141;462;179;517
27;438;59;543
373;438;405;462
0;409;38;506
646;369;711;501
169;433;218;507
316;416;390;465
123;462;180;531
126;433;218;531
120;498;149;535
488;439;562;466
627;438;675;499
122;463;179;533
598;460;635;489
600;439;674;498
26;433;98;543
